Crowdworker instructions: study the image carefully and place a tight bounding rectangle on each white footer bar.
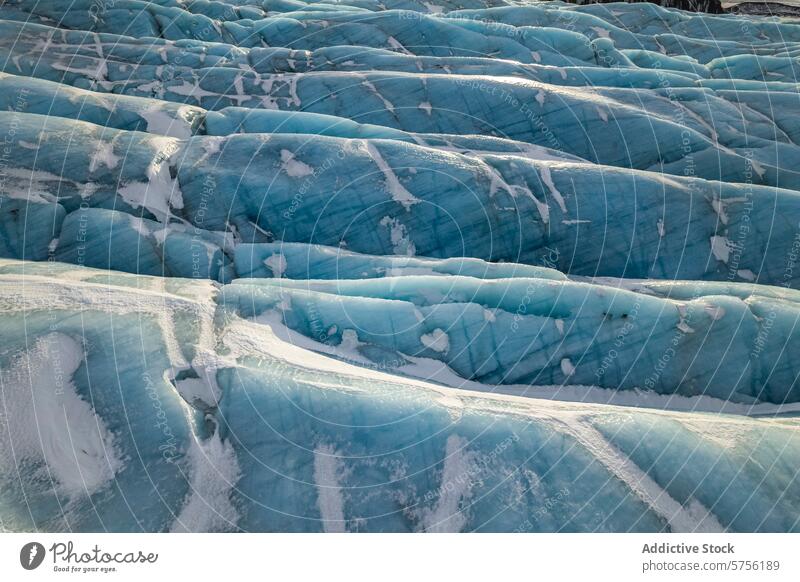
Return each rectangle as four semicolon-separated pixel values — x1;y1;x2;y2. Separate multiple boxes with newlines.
1;533;797;581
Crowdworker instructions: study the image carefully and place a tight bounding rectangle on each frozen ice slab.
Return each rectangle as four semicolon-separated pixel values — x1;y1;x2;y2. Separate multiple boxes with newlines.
222;269;800;405
3;6;800;188
234;242;568;280
0;260;798;532
1;112;799;287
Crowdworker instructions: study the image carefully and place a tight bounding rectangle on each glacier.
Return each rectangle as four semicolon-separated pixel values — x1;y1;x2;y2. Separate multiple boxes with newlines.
0;0;799;532
2;260;799;532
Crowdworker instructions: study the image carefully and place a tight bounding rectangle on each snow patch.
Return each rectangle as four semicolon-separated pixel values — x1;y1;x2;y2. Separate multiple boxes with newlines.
171;433;240;532
0;333;123;497
379;216;416;256
422;435;474;533
280;149;313;178
140;105;194;139
313;443;346;533
366;142;420;210
421;328;450;353
539;166;567;214
737;269;756;281
710;235;731;263
117;137;183;222
264;253;287;278
88;140;119;172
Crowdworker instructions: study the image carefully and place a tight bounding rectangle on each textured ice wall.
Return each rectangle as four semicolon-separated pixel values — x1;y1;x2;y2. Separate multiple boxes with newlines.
1;261;798;532
2;112;799;287
3;1;800;286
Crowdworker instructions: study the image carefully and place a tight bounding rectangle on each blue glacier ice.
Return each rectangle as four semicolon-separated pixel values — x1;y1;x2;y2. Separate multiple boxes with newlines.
1;260;799;532
1;0;800;532
2;112;800;286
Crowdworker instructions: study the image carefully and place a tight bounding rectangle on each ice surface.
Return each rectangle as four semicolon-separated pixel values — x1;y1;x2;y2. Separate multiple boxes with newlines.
1;260;799;532
1;113;799;286
1;0;799;532
223;266;800;404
